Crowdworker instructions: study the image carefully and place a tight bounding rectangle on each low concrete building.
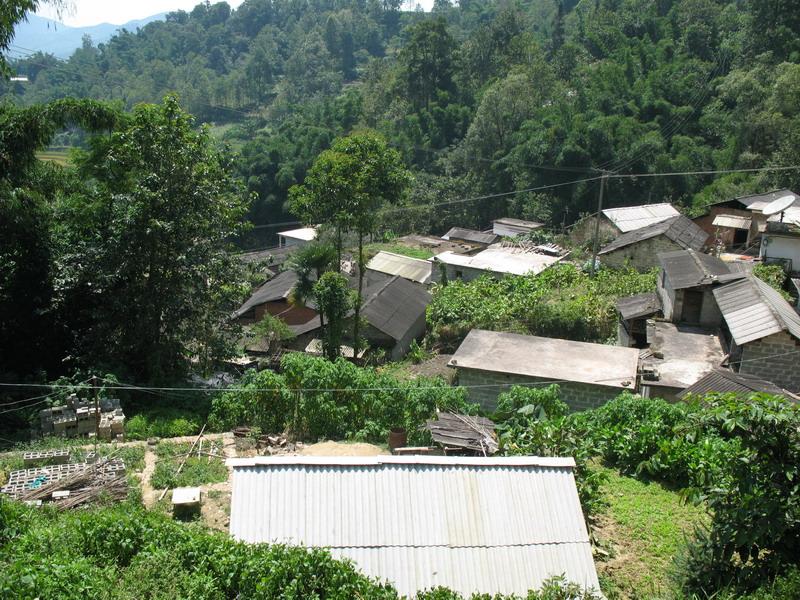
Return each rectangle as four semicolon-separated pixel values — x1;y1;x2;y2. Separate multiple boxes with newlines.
760;221;800;273
713;275;800;392
599;215;708;271
657;249;745;327
366;250;433;285
492;217;543;238
572;203;680;246
228;455;600;597
432;244;564;283
616;292;662;347
448;329;639;411
639;322;726;401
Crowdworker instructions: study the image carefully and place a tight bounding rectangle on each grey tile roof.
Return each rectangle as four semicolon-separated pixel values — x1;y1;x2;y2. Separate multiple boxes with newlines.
677;368;799;400
713;275;800;345
658;249;744;290
616;292;662;320
599;215;708;255
442;227;500;246
361;276;431;341
228;455;600;597
234;270;298;318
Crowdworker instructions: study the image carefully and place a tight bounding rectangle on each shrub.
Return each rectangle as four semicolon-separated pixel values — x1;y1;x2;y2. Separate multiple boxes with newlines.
125;409;202;440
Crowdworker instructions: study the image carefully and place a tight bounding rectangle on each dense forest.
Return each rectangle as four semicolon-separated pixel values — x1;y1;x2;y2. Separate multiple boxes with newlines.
4;0;800;248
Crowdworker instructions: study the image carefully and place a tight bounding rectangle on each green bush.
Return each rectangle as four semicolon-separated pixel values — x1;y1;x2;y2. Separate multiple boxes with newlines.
124;409;202;440
427;265;657;351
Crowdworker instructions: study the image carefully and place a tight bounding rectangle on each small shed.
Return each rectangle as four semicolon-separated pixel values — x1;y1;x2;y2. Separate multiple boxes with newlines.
228;455;600;597
599;215;708;271
492;218;543;238
448;329;639;411
277;226;318;248
366;251;433;285
713;275;800;392
657;249;745;327
677;368;799;401
442;227;500;247
616;292;662;347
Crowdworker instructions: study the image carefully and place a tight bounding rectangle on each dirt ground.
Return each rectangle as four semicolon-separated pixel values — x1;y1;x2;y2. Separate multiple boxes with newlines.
300;441;388;456
406;354;455;380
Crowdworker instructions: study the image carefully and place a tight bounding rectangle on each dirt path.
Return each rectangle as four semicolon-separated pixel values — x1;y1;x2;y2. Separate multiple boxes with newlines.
140;443;158;508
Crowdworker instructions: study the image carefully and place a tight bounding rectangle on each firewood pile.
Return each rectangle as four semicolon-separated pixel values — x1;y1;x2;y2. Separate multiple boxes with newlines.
16;457;128;509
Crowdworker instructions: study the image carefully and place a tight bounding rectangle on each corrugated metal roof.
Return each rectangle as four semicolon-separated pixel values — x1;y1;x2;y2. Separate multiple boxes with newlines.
234;270;298;318
713;276;800;345
599;215;708;255
435;247;562;277
361;276;431;341
677;368;798;400
228;456;599;597
366;251;433;284
616;292;661;320
725;189;797;211
442;227;500;246
713;214;752;229
658;249;742;290
449;329;639;389
602;203;679;233
278;227;318;241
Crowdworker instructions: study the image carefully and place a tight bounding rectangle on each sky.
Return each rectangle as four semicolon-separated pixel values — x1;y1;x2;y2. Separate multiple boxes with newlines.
38;0;431;27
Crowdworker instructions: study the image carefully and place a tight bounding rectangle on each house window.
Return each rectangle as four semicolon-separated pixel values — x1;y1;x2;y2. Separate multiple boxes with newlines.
455;270;463;279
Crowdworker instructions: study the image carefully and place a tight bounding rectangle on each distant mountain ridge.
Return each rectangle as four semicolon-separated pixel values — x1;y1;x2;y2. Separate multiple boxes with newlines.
11;13;166;59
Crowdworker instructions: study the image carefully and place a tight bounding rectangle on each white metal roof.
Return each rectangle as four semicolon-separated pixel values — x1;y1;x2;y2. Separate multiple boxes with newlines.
278;226;318;241
713;214;752;230
366;251;433;284
449;329;639;389
435;246;561;277
602;203;679;233
228;456;599;597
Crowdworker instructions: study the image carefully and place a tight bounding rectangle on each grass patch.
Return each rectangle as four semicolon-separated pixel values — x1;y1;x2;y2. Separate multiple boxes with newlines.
594;465;708;599
124;408;203;440
36;149;70;165
150;440;227;489
363;242;434;260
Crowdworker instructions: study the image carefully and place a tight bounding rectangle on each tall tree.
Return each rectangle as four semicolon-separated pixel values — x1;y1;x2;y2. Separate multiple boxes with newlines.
399;17;456;111
288;241;337;333
60;94;249;381
313;271;353;361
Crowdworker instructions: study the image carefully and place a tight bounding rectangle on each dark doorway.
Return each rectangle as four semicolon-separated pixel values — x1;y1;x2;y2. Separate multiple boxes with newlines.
733;228;748;246
682;290;704;323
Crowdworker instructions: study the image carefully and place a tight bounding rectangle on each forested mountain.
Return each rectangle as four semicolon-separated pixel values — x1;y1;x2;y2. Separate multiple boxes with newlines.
4;0;800;248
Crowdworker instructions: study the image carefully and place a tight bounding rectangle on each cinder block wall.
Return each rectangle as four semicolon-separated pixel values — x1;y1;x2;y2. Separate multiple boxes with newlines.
457;367;628;412
601;236;682;271
738;331;800;392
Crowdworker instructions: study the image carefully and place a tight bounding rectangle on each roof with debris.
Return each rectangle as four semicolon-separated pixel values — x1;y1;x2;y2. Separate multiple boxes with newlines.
434;245;563;277
448;329;639;389
425;412;498;454
616;292;662;320
601;203;680;233
227;455;600;597
233;270;299;319
677;368;799;400
361;276;431;341
599;215;708;256
366;251;433;284
658;249;745;290
442;227;500;246
712;275;800;345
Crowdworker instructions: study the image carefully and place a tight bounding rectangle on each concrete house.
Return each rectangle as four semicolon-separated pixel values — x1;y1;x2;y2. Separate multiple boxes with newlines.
713;275;800;392
572;202;680;245
656;249;745;327
598;215;709;271
760;220;800;273
448;329;639;411
432;244;564;283
228;455;601;597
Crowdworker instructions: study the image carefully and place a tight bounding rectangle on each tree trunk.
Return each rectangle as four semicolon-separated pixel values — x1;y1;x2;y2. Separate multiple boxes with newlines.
353;232;363;356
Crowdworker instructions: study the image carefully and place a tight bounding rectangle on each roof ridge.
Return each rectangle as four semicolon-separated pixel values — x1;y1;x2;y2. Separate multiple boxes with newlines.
750;276;790;331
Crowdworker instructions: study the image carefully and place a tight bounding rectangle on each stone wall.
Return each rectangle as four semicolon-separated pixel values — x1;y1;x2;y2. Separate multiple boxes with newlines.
738;331;800;392
600;235;682;271
456;367;628;412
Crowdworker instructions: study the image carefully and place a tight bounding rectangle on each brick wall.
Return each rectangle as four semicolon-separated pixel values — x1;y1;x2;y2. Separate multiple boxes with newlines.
601;235;683;271
456;367;627;412
738;331;800;392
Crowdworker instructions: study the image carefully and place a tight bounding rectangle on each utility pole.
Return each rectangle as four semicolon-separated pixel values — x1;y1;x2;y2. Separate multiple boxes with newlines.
91;375;100;452
590;172;608;277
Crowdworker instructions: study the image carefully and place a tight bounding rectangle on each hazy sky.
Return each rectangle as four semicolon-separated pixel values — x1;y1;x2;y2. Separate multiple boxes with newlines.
38;0;431;27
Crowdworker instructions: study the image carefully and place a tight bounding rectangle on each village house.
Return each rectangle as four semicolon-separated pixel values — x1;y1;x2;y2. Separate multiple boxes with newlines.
760;220;800;274
677;367;799;402
365;250;433;285
234;270;316;328
227;455;600;597
598;215;709;270
448;329;639;411
431;243;564;282
441;227;500;248
277;225;318;248
492;217;543;238
713;275;800;392
571;202;680;245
